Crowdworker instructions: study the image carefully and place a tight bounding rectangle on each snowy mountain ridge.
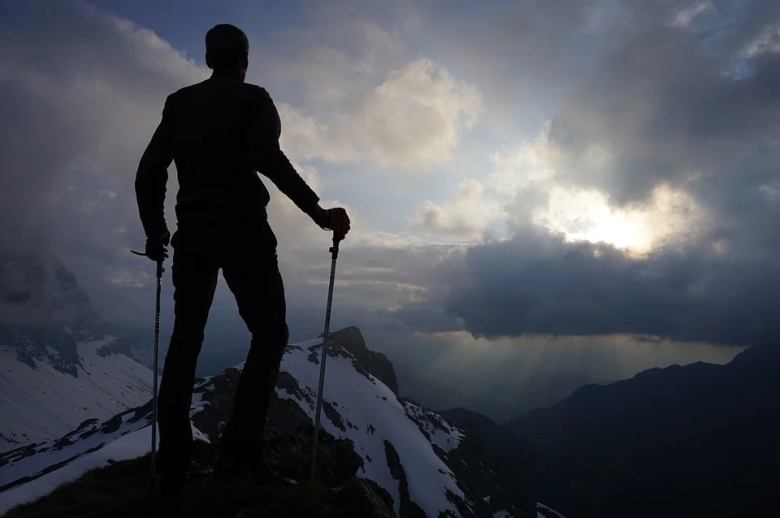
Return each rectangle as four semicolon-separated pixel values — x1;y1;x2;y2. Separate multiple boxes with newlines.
0;255;155;452
0;327;563;517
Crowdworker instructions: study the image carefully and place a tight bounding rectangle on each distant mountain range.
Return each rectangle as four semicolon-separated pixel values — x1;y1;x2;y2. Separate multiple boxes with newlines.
507;343;780;517
394;364;599;424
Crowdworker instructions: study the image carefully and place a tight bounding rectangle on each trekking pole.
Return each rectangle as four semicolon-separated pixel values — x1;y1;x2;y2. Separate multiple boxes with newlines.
310;235;341;483
131;250;164;492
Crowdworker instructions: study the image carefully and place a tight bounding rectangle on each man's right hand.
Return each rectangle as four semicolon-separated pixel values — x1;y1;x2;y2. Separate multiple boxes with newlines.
144;230;171;262
326;207;350;242
311;205;351;241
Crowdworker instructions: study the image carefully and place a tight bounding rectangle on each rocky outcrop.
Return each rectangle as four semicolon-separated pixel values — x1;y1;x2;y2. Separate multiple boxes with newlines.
384;440;427;518
0;254;99;327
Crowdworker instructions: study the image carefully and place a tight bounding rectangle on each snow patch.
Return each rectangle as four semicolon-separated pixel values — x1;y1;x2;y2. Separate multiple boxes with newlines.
0;426;151;511
0;414;206;512
537;502;565;518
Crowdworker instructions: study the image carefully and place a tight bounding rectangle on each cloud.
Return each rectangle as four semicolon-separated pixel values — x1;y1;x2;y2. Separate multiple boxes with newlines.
440;226;780;347
276;56;482;171
357;58;482;170
671;1;715;28
7;0;780;367
743;22;780;57
547;25;780;207
412;179;502;240
533;184;705;255
410;124;556;241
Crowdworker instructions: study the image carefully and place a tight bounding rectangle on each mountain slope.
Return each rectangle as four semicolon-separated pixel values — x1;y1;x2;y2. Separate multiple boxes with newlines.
438;408;563;506
507;344;780;518
0;337;153;450
1;327;551;518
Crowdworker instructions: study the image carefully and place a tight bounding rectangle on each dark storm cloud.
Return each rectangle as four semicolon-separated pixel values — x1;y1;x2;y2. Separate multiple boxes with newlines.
0;0;207;324
435;1;780;348
413;0;694;122
443;228;780;347
548;27;780;208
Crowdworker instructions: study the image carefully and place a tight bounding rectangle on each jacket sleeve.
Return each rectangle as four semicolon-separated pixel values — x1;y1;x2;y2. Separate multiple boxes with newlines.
135;95;174;240
246;87;320;215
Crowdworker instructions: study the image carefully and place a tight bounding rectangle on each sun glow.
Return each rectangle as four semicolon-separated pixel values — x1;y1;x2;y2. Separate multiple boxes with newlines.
534;184;703;255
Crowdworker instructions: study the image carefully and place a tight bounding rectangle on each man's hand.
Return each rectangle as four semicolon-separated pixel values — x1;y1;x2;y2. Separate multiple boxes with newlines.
311;205;351;242
327;207;350;242
145;230;171;262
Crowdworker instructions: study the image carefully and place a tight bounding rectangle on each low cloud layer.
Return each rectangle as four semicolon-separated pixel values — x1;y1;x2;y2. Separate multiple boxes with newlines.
442;228;780;347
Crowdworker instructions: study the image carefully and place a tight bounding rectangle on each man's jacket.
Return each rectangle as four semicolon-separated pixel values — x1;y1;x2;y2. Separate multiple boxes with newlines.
135;73;319;239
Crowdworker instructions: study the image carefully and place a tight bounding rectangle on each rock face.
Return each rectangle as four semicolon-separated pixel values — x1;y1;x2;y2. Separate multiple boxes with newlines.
0;256;97;378
0;254;98;329
437;418;538;518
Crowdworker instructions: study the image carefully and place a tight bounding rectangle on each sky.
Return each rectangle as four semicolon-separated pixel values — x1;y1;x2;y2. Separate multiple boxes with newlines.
2;0;778;397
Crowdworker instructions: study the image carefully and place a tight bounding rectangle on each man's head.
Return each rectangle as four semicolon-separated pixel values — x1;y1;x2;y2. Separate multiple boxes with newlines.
205;24;249;80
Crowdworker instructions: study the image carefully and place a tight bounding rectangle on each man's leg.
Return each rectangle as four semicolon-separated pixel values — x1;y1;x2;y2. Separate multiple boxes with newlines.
218;222;288;465
157;234;219;484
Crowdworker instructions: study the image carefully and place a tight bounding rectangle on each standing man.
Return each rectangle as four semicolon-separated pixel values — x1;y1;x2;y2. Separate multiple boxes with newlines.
135;24;350;495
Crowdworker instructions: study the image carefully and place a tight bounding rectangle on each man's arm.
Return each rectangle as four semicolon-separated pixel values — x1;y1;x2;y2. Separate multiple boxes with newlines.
246;87;326;224
135;96;174;241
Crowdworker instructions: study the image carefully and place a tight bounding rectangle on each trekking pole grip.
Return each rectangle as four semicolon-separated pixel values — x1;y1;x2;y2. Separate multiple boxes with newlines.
330;233;343;257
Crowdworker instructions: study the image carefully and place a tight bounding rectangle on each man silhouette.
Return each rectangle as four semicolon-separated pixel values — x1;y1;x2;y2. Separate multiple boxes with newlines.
134;23;350;495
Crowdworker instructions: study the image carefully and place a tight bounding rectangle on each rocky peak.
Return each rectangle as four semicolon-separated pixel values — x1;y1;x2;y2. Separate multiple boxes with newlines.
0;252;110;376
0;252;98;327
324;327;400;396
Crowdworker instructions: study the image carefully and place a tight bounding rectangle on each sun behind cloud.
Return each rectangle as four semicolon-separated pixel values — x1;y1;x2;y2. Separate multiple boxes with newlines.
535;183;705;256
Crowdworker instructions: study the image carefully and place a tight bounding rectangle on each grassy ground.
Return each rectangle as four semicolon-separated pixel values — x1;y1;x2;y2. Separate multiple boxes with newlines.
3;453;372;518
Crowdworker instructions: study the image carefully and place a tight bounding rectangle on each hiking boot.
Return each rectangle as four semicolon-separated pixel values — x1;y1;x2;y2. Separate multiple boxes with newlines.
156;453;213;482
212;456;297;486
250;458;297;486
